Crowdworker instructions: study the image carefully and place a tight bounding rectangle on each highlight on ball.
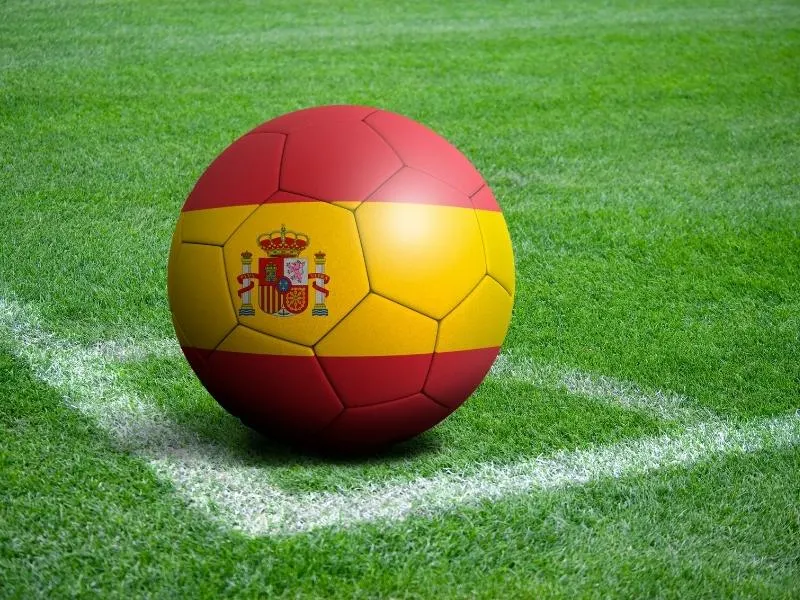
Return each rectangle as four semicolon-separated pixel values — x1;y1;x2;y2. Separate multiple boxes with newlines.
167;105;515;450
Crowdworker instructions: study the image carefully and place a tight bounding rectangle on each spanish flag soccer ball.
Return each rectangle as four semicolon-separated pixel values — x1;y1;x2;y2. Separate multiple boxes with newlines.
167;105;515;450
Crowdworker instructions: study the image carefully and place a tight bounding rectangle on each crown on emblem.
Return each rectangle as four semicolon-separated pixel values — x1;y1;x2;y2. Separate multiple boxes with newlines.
257;224;310;257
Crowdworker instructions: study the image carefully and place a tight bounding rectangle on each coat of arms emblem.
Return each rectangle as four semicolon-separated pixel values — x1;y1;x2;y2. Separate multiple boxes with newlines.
236;224;330;318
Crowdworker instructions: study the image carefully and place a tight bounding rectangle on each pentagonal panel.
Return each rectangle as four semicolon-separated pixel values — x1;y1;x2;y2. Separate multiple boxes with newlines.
251;105;376;134
167;242;237;351
315;294;437;406
223;201;369;346
280;120;402;202
182;133;284;211
367;167;473;209
474;208;515;297
318;393;450;447
202;327;342;436
364;110;484;196
356;202;485;319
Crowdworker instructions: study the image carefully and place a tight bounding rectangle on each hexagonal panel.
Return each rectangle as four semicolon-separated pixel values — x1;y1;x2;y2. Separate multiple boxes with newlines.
423;276;511;408
315;294;437;406
318;393;450;447
474;209;515;297
251;105;376;134
280;120;402;202
182;132;284;211
172;308;215;388
356;202;485;319
315;294;436;356
424;347;501;410
167;242;237;350
367;167;473;209
470;185;501;211
266;189;360;212
179;205;259;246
435;276;513;353
216;324;312;356
364;110;485;196
223;201;369;346
167;215;182;297
203;326;342;436
171;311;189;348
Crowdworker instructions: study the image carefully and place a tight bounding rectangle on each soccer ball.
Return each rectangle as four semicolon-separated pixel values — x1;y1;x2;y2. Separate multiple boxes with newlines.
167;105;515;449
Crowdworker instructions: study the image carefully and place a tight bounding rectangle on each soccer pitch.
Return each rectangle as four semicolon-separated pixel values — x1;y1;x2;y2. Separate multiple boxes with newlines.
2;0;799;596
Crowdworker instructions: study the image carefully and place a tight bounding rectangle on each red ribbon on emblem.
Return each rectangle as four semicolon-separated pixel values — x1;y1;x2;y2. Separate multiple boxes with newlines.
309;272;330;297
236;272;259;297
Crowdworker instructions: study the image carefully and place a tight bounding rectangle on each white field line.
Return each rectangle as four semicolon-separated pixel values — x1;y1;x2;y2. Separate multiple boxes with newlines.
0;297;187;450
156;412;800;535
2;295;798;536
85;338;181;363
490;351;714;423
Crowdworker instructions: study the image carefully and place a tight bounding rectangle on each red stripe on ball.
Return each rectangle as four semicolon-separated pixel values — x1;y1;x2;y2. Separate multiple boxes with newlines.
182;133;284;212
424;347;501;409
317;352;433;407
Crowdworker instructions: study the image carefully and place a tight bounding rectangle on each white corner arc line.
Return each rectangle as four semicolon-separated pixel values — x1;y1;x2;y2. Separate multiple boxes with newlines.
2;294;798;536
491;351;715;423
149;411;800;535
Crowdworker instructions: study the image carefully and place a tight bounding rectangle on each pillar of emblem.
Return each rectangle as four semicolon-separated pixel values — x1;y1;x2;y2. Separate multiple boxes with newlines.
312;252;328;316
239;252;256;316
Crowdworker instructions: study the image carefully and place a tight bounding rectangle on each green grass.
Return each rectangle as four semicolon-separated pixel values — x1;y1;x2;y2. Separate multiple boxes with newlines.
1;0;799;596
115;355;668;492
2;350;799;597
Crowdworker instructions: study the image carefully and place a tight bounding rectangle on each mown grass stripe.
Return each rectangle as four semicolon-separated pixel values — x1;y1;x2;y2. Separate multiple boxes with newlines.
2;293;797;537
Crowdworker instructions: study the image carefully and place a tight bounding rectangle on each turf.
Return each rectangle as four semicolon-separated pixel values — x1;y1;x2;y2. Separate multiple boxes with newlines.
1;0;799;596
114;355;668;492
2;350;798;597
